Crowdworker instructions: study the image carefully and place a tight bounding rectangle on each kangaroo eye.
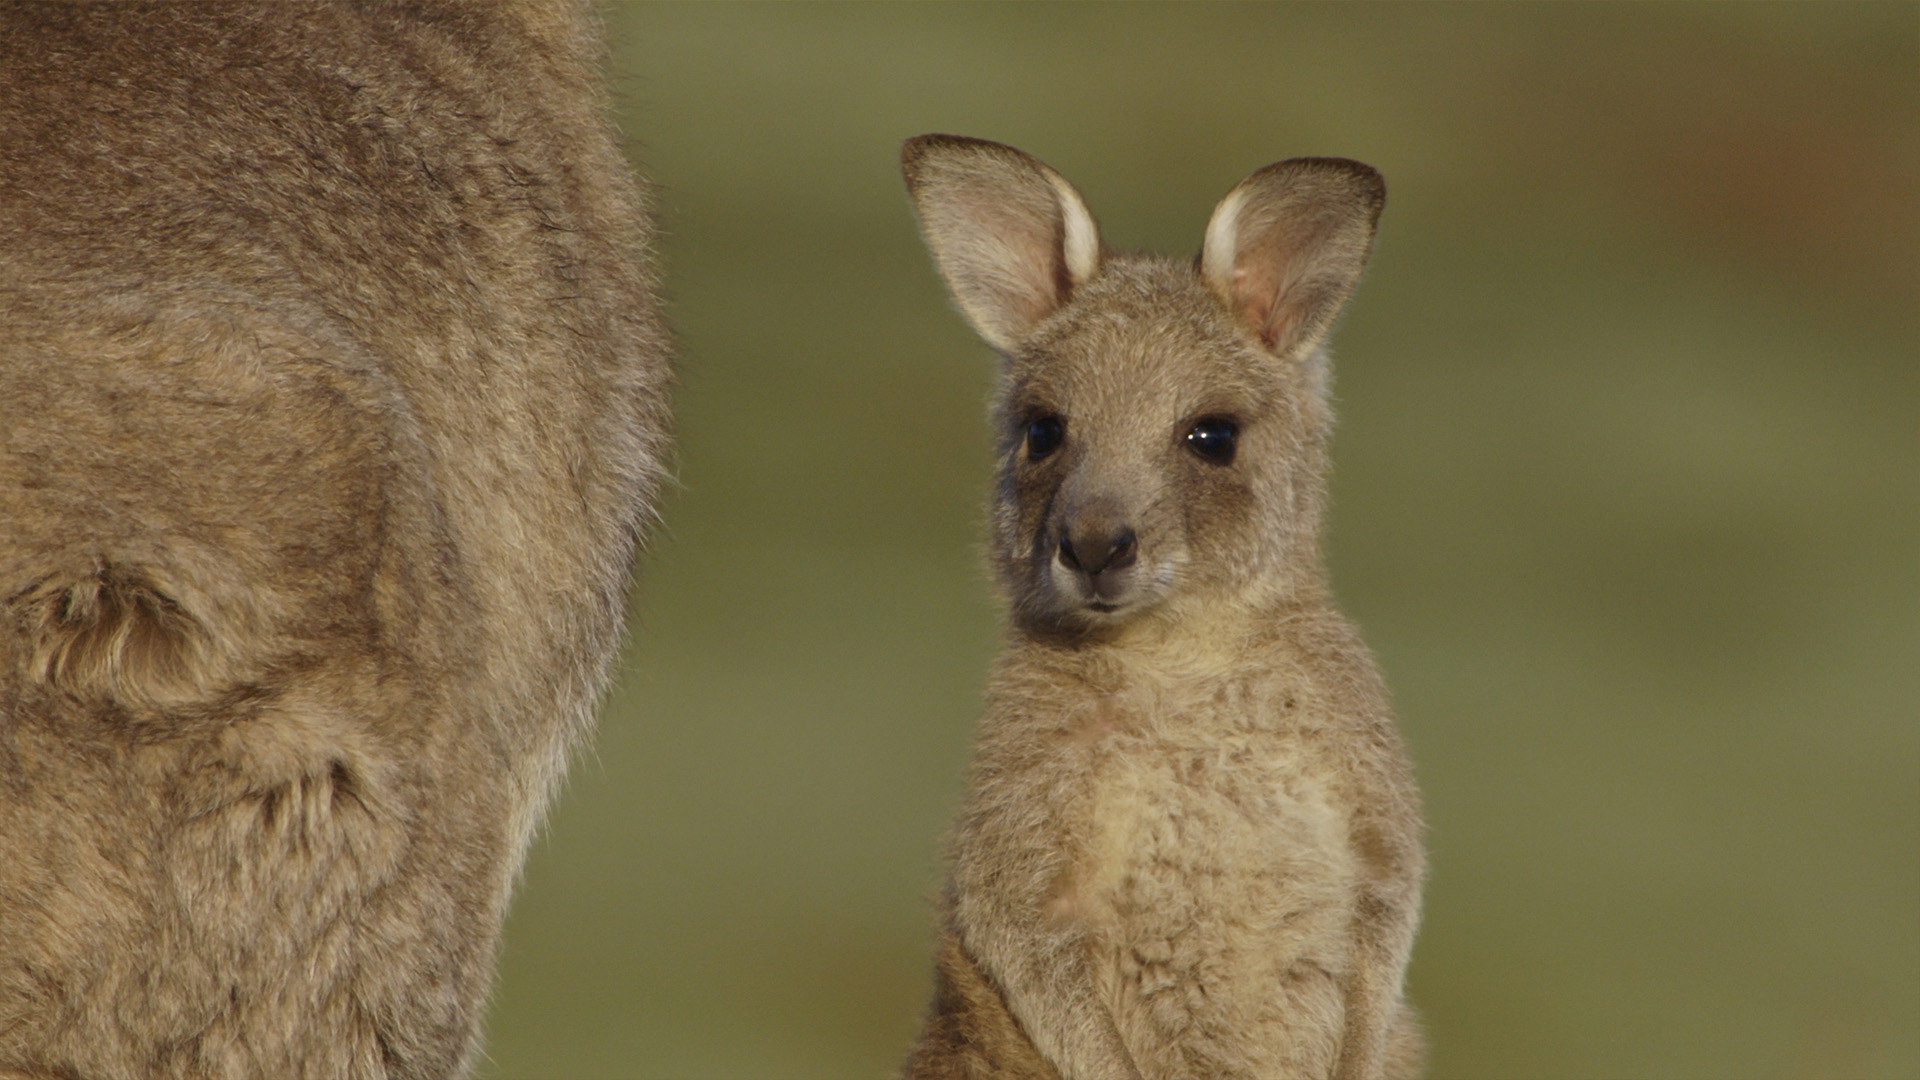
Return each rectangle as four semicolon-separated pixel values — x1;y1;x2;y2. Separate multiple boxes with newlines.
1026;415;1065;460
1185;416;1238;465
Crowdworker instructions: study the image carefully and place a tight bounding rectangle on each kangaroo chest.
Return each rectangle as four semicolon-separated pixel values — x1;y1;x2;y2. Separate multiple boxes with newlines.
1066;696;1359;938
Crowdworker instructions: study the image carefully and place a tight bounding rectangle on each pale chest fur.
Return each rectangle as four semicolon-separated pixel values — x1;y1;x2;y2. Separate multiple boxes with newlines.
1081;705;1360;934
958;657;1369;1039
1085;695;1363;1071
952;661;1374;1068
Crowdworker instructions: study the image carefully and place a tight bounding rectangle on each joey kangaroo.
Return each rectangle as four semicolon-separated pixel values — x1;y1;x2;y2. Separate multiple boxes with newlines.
898;136;1424;1080
0;3;669;1077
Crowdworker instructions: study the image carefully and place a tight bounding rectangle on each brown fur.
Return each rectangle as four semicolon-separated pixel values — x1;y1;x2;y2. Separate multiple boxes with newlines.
900;136;1424;1079
0;3;670;1077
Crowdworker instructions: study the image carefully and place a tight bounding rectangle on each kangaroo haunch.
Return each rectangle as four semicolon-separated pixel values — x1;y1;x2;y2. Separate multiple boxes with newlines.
0;4;671;1076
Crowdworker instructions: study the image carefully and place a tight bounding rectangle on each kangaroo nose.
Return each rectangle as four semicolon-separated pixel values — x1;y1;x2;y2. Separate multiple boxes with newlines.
1058;525;1137;577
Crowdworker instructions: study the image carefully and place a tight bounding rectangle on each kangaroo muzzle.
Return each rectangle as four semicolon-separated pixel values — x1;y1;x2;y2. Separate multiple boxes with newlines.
1053;501;1139;605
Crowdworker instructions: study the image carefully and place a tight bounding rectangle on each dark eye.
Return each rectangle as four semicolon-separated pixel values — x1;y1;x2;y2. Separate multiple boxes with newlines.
1026;415;1065;460
1185;416;1238;465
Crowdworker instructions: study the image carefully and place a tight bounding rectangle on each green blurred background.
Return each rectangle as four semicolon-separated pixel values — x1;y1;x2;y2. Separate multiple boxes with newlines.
480;5;1918;1078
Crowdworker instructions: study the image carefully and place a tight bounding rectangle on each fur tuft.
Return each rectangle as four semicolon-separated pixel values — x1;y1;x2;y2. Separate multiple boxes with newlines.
13;563;215;711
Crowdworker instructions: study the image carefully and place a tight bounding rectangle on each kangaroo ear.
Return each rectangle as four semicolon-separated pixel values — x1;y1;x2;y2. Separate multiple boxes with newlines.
1201;157;1384;360
901;135;1102;353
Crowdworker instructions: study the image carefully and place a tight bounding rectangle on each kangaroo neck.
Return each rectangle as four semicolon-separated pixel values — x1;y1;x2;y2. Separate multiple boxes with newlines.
1009;585;1325;697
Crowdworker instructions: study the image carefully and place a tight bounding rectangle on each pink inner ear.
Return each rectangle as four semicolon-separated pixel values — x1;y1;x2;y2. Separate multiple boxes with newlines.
1019;237;1068;326
971;196;1068;335
1262;299;1304;350
1234;257;1304;350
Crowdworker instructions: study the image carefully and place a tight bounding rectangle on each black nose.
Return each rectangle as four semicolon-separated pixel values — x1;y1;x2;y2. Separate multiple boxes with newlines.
1058;525;1136;577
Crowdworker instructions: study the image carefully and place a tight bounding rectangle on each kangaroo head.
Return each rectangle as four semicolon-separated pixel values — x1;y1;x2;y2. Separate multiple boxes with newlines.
903;135;1383;635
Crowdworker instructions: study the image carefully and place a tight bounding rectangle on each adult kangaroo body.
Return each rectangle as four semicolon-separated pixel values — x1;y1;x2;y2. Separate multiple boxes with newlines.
0;3;671;1076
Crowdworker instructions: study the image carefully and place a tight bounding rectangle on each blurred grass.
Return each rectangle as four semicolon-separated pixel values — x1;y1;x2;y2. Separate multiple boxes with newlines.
479;5;1918;1078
